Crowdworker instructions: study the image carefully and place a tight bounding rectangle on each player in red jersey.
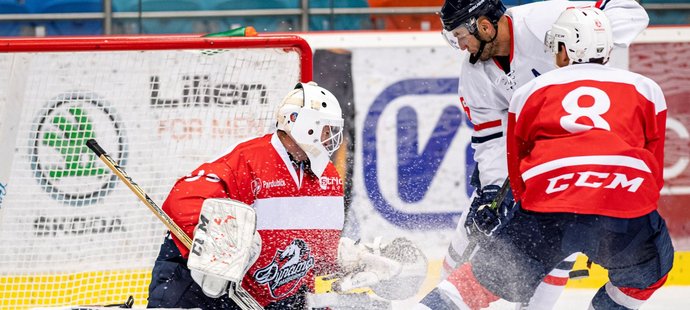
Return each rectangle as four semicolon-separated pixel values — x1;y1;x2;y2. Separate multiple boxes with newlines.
421;7;674;310
147;82;346;309
421;0;648;309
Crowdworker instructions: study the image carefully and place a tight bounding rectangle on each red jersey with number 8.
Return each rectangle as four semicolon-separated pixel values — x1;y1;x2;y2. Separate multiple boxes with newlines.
507;64;667;218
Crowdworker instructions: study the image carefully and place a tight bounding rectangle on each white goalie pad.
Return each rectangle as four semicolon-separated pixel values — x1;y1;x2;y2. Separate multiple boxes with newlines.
188;198;260;285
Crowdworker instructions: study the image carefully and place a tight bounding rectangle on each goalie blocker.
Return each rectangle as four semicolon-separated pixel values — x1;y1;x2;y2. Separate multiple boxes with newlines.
187;199;263;308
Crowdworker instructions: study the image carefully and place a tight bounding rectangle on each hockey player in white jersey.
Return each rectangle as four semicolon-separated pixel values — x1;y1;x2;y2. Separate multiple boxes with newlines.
418;0;649;309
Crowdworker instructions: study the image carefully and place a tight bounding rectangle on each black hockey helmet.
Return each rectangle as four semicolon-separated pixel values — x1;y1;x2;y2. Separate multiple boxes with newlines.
440;0;507;34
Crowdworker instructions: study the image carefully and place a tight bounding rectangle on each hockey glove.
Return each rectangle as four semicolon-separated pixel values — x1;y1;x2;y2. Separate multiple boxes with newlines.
464;184;516;237
334;237;427;300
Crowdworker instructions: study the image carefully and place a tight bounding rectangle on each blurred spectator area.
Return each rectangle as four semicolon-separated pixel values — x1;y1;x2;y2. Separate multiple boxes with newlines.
113;0;204;34
0;0;689;36
368;0;443;31
644;0;690;24
26;0;104;35
0;0;30;36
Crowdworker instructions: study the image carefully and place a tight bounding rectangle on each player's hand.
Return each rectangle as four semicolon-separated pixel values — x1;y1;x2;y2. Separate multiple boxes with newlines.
464;185;515;237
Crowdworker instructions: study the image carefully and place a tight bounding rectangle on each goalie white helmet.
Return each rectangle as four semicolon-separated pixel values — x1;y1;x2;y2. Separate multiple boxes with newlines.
545;7;613;64
275;82;344;177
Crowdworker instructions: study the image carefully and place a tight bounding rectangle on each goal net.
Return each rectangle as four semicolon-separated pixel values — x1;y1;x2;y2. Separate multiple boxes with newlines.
0;35;311;308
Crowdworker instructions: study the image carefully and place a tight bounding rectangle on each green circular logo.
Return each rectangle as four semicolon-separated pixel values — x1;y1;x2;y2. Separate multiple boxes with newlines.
30;92;127;206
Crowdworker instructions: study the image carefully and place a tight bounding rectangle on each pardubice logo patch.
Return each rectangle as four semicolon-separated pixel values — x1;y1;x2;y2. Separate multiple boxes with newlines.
251;177;262;197
253;239;315;298
30;93;127;206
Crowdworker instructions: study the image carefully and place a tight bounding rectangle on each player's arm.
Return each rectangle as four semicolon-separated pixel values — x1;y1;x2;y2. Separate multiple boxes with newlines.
471;117;509;188
643;81;668;188
651;110;667;188
455;72;518;238
161;161;237;257
506;84;536;202
506;112;524;202
597;0;649;47
164;159;263;302
458;72;510;189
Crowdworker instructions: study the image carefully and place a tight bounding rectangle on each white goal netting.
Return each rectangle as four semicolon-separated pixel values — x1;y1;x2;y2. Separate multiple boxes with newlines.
0;35;309;308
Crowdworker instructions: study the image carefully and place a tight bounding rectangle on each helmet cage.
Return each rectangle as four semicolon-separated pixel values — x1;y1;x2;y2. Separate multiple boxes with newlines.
276;82;344;177
442;26;472;50
322;123;343;157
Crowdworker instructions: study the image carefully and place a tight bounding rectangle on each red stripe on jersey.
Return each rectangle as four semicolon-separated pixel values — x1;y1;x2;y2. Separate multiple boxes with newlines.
507;15;514;63
619;274;668;301
595;0;604;8
460;96;472;121
542;274;569;286
474;119;502;131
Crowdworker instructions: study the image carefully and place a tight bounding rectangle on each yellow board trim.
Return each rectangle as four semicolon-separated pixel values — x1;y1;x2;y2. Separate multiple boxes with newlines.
0;269;151;308
566;251;690;287
421;251;690;292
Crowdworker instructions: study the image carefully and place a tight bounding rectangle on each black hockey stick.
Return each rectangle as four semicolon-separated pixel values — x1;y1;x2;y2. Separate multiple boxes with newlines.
458;177;512;262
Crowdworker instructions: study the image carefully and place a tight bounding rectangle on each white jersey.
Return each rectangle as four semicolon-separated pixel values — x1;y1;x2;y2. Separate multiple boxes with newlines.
459;0;649;188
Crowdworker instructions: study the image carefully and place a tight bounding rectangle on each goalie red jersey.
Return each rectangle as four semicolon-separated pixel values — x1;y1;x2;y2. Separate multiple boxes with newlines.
507;64;667;218
162;133;344;306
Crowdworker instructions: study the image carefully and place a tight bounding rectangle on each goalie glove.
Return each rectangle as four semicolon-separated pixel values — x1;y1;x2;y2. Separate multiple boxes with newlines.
187;198;261;299
334;237;427;300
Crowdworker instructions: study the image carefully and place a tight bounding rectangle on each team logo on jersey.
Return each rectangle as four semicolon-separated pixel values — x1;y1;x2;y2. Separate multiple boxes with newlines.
545;171;645;194
253;239;315;299
251;177;262;196
30;92;127;206
495;69;517;93
319;176;342;190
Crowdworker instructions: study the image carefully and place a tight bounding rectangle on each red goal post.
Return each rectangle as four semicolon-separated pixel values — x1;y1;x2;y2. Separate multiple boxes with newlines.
0;34;312;75
0;34;311;308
